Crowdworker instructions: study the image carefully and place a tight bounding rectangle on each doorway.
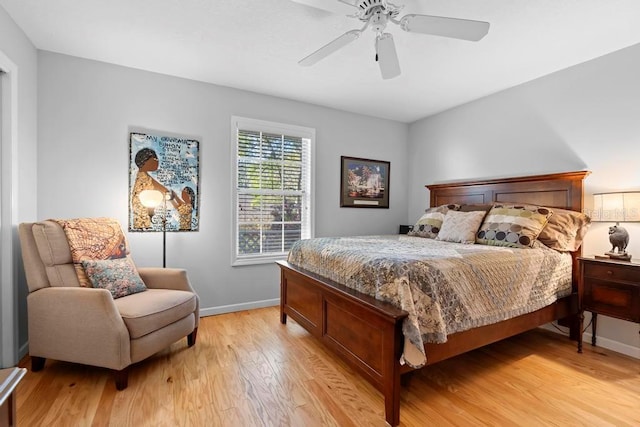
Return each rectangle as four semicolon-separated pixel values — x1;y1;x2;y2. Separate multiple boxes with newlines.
0;63;18;368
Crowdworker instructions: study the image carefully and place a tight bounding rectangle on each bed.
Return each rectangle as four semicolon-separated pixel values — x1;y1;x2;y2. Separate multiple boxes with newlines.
277;170;589;426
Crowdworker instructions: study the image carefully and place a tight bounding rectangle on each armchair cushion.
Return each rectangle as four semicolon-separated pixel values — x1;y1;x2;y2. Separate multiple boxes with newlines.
82;256;147;299
31;221;80;288
114;289;197;339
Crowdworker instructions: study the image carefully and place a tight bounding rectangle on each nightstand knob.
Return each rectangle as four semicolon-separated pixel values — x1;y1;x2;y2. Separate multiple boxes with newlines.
607;270;613;275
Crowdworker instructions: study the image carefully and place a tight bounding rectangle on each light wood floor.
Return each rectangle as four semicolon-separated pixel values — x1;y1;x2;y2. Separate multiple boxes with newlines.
16;306;640;426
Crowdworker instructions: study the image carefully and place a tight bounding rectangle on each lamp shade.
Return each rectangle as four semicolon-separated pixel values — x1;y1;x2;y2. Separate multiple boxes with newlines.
139;189;164;208
592;192;640;222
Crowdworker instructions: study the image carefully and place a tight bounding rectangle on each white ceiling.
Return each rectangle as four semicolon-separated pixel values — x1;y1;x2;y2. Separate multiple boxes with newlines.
3;0;640;123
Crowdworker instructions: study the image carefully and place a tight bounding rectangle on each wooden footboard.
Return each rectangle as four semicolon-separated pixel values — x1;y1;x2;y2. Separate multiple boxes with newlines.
278;260;408;426
278;260;579;426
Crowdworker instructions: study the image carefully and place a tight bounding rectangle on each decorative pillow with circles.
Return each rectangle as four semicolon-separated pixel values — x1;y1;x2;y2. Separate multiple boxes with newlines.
476;204;553;248
407;204;460;239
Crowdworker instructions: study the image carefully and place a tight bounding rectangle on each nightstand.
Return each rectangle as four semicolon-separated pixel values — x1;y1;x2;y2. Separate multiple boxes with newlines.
399;225;413;234
578;256;640;353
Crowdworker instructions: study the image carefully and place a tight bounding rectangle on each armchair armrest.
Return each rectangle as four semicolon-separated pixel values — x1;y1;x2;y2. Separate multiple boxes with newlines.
137;268;196;293
137;268;200;326
27;287;131;370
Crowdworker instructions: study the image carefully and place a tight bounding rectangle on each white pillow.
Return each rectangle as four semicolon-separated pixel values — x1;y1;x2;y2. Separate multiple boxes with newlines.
436;210;487;244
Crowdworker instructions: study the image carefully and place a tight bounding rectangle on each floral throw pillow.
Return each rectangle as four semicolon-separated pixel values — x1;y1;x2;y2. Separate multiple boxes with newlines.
54;217;129;287
81;256;147;299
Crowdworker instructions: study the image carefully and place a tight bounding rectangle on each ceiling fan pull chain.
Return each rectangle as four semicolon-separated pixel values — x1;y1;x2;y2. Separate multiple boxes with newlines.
374;35;377;62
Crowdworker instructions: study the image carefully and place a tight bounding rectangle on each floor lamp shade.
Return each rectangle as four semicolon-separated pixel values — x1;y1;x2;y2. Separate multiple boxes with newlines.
139;190;164;209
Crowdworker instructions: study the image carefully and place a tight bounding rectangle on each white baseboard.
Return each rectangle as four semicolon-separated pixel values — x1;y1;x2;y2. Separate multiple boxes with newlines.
580;332;640;359
199;298;279;317
539;323;640;359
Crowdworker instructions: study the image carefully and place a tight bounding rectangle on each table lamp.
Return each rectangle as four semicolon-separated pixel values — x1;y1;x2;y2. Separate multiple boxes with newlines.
592;191;640;261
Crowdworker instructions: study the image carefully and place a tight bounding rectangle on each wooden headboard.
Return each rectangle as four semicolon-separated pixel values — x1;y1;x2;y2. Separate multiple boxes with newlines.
427;170;590;291
427;171;589;212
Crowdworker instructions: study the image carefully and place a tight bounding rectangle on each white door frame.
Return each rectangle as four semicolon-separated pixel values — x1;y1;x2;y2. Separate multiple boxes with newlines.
0;50;19;368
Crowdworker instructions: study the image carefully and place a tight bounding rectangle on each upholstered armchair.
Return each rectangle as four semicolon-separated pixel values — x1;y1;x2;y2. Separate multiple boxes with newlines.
18;219;199;390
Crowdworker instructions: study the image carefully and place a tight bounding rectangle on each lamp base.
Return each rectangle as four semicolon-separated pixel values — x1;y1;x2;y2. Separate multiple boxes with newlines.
605;251;632;261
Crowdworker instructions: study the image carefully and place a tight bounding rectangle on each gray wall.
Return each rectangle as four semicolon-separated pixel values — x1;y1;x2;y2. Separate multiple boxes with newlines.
0;6;38;365
37;51;409;317
408;42;640;358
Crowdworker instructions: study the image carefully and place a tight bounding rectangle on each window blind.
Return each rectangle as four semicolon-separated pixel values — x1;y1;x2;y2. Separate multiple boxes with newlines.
232;117;314;265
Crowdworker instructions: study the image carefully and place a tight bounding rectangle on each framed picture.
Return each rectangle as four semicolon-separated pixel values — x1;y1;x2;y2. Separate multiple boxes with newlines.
340;156;390;208
129;131;200;232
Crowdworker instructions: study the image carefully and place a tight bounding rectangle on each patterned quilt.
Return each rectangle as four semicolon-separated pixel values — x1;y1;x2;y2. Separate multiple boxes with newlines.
287;235;573;368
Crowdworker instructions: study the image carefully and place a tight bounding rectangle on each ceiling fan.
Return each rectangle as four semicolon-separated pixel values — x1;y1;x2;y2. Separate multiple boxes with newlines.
293;0;490;79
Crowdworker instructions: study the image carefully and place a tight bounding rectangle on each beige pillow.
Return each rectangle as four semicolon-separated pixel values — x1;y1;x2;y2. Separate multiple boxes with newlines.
538;208;591;252
436;210;487;244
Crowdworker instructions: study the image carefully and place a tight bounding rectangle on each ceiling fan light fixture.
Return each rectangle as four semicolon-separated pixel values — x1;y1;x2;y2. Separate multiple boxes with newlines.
369;7;389;32
353;0;401;20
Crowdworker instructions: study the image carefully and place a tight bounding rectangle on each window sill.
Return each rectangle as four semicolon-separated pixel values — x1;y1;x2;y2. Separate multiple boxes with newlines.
232;253;288;267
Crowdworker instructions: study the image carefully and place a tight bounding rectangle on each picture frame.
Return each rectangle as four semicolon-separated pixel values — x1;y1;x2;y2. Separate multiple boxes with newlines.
129;131;200;232
340;156;390;208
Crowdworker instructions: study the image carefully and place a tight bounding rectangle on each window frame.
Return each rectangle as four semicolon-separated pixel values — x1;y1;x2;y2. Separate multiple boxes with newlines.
231;116;315;266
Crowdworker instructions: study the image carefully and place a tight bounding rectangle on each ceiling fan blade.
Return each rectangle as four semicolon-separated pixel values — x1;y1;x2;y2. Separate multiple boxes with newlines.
299;29;361;66
290;0;358;15
400;14;490;41
376;33;401;80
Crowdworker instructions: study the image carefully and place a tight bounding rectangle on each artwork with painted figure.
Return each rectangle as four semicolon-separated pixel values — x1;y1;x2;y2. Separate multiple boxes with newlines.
129;132;201;232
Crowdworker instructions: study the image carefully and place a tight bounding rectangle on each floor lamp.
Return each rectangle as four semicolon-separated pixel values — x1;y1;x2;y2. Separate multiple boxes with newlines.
139;189;170;268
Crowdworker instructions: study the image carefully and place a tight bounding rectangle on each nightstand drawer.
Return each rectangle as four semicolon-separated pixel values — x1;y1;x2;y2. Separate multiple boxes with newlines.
583;262;638;283
582;278;640;322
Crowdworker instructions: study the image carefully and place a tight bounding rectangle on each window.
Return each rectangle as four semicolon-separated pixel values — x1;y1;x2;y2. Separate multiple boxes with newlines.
231;116;315;266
